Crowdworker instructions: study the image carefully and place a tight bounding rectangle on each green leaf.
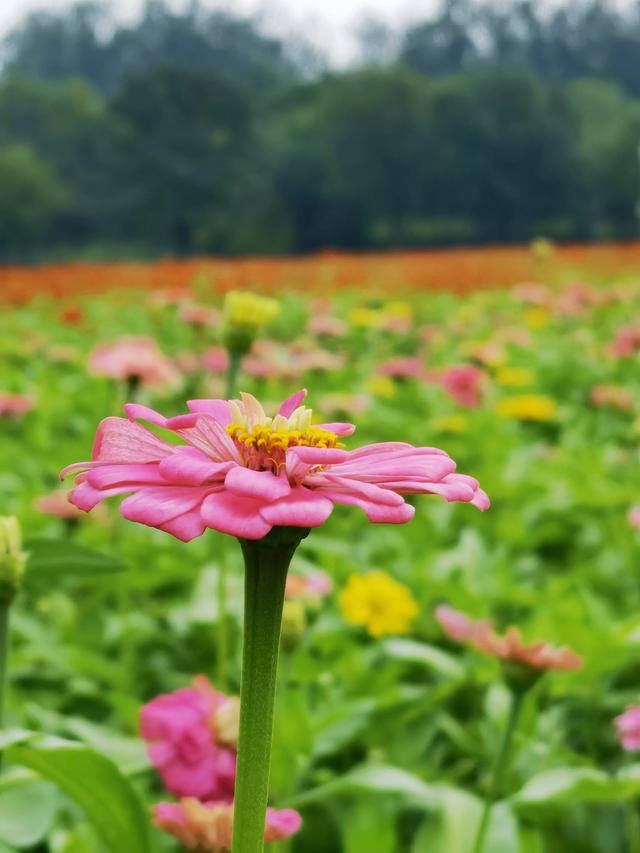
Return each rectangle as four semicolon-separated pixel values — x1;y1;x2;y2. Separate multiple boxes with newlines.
412;788;482;853
513;766;640;816
6;737;151;853
379;639;464;679
0;778;58;848
24;539;126;581
290;763;438;808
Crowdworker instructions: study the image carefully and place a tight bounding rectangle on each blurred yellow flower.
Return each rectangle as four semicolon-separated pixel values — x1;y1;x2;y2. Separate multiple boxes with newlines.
495;366;535;388
223;290;279;330
496;394;557;421
524;308;550;329
432;414;469;433
340;571;419;638
365;376;396;398
530;237;554;261
348;307;381;328
382;300;412;317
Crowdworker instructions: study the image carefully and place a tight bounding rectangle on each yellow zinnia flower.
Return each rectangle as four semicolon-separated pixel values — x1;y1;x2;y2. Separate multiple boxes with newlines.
496;394;557;421
494;366;535;388
340;571;419;638
365;376;396;398
432;414;469;433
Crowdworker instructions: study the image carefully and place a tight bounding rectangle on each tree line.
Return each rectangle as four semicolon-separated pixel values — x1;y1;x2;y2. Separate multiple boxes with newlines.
0;0;639;261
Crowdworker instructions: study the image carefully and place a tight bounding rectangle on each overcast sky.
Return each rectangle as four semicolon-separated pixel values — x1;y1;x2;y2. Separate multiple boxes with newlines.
0;0;442;64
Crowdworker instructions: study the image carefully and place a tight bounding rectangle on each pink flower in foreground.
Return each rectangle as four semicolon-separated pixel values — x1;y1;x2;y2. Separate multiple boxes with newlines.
428;366;485;408
436;606;582;671
615;706;640;751
88;337;180;389
0;393;32;418
285;570;332;600
140;677;237;801
153;799;301;852
61;389;489;542
628;506;640;529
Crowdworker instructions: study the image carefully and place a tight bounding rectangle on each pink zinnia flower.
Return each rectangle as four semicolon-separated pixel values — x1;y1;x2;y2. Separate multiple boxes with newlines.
610;326;640;359
202;347;230;374
61;389;488;542
140;676;237;801
88;337;180;389
590;384;633;412
178;303;222;327
428;366;484;408
615;706;640;751
285;570;332;600
35;489;85;520
308;314;347;338
153;799;301;851
628;506;640;529
0;393;32;418
436;606;582;671
376;357;423;380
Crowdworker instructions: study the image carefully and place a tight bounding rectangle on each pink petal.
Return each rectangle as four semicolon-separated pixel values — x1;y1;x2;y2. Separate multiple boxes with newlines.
159;448;234;485
315;422;356;436
92;417;174;463
259;486;334;527
201;492;272;539
124;403;170;426
86;464;166;489
179;415;242;464
187;399;233;426
225;467;291;502
120;486;214;527
157;507;208;542
310;474;405;506
70;481;135;511
319;490;415;523
278;389;307;418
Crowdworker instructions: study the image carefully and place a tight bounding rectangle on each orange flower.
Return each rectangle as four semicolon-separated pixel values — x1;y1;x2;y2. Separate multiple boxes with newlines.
436;606;582;671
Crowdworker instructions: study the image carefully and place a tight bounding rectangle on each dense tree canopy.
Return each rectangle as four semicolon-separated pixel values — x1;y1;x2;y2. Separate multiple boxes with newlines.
0;0;639;260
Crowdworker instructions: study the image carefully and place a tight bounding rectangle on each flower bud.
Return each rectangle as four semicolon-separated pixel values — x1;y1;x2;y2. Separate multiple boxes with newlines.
0;517;26;603
221;291;280;357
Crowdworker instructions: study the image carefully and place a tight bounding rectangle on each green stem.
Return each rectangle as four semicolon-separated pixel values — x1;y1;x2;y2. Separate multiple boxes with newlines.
0;601;9;728
471;689;524;853
226;351;242;400
216;546;228;692
232;532;302;853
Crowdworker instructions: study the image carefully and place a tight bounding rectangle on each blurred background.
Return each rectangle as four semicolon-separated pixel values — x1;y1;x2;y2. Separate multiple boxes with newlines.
0;0;639;262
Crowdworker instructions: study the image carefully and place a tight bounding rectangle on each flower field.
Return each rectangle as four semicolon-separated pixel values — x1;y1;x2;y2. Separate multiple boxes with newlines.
1;245;640;852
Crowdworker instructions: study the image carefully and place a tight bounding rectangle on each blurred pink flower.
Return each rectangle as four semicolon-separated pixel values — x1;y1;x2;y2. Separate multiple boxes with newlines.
0;394;32;418
89;337;180;389
590;384;634;412
615;706;640;751
62;388;489;542
285;570;333;600
427;365;484;408
35;489;85;520
178;303;222;327
610;326;640;359
308;314;347;337
628;506;640;528
513;282;549;305
436;606;582;671
202;347;230;374
140;676;237;801
153;799;301;851
376;357;423;380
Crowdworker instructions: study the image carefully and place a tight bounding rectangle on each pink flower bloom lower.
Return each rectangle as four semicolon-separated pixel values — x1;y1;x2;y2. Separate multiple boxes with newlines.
0;393;32;418
628;506;640;529
285;570;332;600
615;706;640;751
140;676;237;801
153;799;301;851
436;606;582;671
88;336;180;388
61;389;489;542
426;366;485;408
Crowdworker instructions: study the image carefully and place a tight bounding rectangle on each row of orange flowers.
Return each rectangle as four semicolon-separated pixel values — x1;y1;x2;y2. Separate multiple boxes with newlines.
2;242;640;304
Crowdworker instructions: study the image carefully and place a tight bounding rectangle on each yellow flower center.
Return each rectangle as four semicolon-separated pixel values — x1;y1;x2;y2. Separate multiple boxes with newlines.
226;423;340;471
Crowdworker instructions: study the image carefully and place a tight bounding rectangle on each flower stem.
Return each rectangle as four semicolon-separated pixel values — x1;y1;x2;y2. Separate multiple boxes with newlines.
471;689;524;853
232;532;302;853
226;352;242;400
0;601;9;728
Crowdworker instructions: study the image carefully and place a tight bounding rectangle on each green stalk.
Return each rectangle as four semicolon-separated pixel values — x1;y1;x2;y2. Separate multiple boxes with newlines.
226;351;242;400
0;601;9;728
471;689;524;853
232;531;303;853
